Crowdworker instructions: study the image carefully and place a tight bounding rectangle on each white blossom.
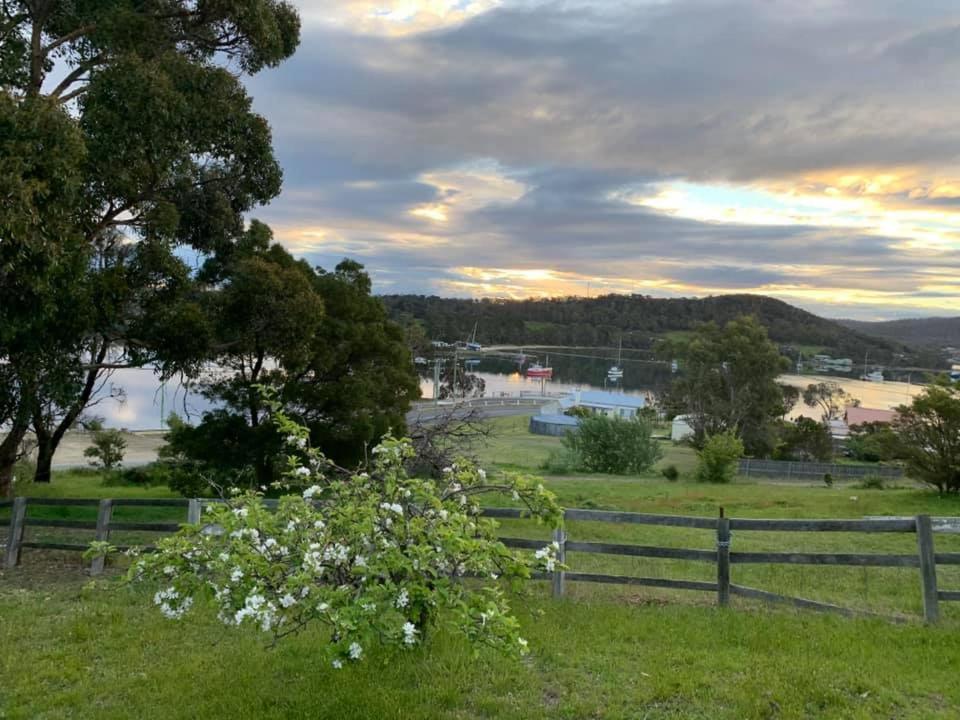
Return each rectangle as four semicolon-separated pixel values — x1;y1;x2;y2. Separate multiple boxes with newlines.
233;507;249;519
293;466;311;478
395;588;409;609
332;659;343;669
402;622;418;645
230;568;244;583
280;594;297;609
302;485;321;499
348;642;363;660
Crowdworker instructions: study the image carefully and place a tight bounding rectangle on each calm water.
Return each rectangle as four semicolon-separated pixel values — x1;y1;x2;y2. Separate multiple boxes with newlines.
95;353;925;430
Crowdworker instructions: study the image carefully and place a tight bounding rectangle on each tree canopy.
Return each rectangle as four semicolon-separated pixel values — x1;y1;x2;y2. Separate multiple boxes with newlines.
0;0;300;493
891;380;960;493
163;249;420;490
660;316;791;456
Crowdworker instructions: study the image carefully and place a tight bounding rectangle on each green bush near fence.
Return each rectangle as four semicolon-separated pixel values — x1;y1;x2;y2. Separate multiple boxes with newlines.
695;431;744;484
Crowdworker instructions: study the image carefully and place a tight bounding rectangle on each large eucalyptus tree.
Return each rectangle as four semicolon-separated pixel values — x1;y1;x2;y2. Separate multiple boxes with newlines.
0;0;299;493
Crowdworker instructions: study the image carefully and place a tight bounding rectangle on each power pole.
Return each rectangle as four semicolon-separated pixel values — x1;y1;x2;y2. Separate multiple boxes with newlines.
433;358;441;406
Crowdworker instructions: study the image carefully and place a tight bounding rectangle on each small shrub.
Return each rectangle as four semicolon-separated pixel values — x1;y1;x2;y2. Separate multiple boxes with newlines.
84;421;127;471
108;463;175;487
857;474;886;490
539;447;581;475
695;431;744;484
562;414;663;475
661;464;680;482
822;472;834;488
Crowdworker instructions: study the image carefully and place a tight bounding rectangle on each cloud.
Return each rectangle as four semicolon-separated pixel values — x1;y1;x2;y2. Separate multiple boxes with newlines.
241;0;960;319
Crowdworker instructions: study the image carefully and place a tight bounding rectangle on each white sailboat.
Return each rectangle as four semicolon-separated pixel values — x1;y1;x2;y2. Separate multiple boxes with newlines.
607;338;624;380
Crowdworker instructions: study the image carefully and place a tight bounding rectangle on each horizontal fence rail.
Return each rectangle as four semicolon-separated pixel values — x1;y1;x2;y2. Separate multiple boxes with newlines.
3;497;959;623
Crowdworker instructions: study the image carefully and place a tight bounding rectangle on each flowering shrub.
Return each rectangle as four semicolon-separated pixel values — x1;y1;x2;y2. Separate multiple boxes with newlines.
129;410;562;667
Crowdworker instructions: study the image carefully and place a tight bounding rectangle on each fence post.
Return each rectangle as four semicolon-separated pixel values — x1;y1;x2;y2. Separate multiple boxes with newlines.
716;509;731;607
90;499;113;575
552;525;566;599
187;498;202;525
4;497;27;569
916;514;939;623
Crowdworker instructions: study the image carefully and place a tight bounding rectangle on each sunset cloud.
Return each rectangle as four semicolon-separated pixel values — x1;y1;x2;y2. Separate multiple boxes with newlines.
244;0;960;319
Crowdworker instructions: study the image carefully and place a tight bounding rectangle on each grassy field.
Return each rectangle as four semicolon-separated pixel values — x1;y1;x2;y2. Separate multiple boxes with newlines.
4;418;960;717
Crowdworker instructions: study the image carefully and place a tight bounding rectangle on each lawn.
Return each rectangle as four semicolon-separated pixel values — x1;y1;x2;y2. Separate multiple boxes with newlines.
2;565;960;719
4;419;960;718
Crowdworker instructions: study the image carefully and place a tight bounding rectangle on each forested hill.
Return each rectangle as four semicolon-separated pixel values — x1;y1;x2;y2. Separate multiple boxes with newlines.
382;293;902;359
838;317;960;348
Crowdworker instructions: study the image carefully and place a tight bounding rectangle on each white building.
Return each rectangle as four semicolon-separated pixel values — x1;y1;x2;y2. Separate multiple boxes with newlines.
671;415;694;442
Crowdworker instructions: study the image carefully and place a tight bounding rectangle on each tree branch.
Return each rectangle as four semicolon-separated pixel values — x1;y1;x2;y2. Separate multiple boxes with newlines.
49;53;103;99
43;23;96;56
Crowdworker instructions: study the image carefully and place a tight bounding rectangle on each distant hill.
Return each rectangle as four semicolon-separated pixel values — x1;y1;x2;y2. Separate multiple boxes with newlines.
838;317;960;348
383;293;903;360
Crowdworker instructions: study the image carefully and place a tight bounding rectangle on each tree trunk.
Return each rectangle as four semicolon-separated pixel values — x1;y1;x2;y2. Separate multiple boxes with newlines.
0;420;29;498
33;434;55;484
31;340;109;483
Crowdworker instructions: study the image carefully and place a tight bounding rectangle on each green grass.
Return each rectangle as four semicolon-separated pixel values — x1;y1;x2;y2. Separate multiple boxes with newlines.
2;568;960;719
5;420;960;717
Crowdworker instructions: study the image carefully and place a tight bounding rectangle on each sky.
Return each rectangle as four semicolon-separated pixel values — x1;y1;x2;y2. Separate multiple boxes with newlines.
239;0;960;320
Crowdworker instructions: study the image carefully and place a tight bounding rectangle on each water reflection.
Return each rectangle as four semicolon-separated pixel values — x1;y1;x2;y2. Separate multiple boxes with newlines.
93;353;927;430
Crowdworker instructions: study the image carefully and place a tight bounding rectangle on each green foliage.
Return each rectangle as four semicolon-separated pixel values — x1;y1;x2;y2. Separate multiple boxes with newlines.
115;462;175;488
823;473;834;488
892;381;960;493
661;464;680;482
695;431;744;484
83;423;127;471
774;417;834;462
846;421;900;463
132;409;562;666
562;414;663;475
660;315;790;456
379;293;901;362
857;475;887;490
539;447;582;475
564;405;592;419
0;0;301;491
163;256;420;489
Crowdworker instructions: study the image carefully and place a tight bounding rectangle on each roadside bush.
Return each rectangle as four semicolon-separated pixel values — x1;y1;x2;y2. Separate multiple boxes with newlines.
822;472;834;488
695;431;744;484
562;414;663;475
661;464;680;482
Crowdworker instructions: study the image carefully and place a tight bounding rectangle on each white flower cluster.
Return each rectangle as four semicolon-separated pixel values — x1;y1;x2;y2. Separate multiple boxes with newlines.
153;587;193;620
233;592;279;631
534;541;561;573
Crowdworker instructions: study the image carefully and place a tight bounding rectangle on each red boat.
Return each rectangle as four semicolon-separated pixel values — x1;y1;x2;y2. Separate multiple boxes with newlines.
525;363;553;378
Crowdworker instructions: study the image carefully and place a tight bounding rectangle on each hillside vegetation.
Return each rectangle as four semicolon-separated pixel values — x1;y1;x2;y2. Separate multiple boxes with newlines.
384;293;902;360
840;316;960;348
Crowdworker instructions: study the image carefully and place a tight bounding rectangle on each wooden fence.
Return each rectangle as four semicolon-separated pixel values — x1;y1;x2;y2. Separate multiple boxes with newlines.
3;498;959;623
